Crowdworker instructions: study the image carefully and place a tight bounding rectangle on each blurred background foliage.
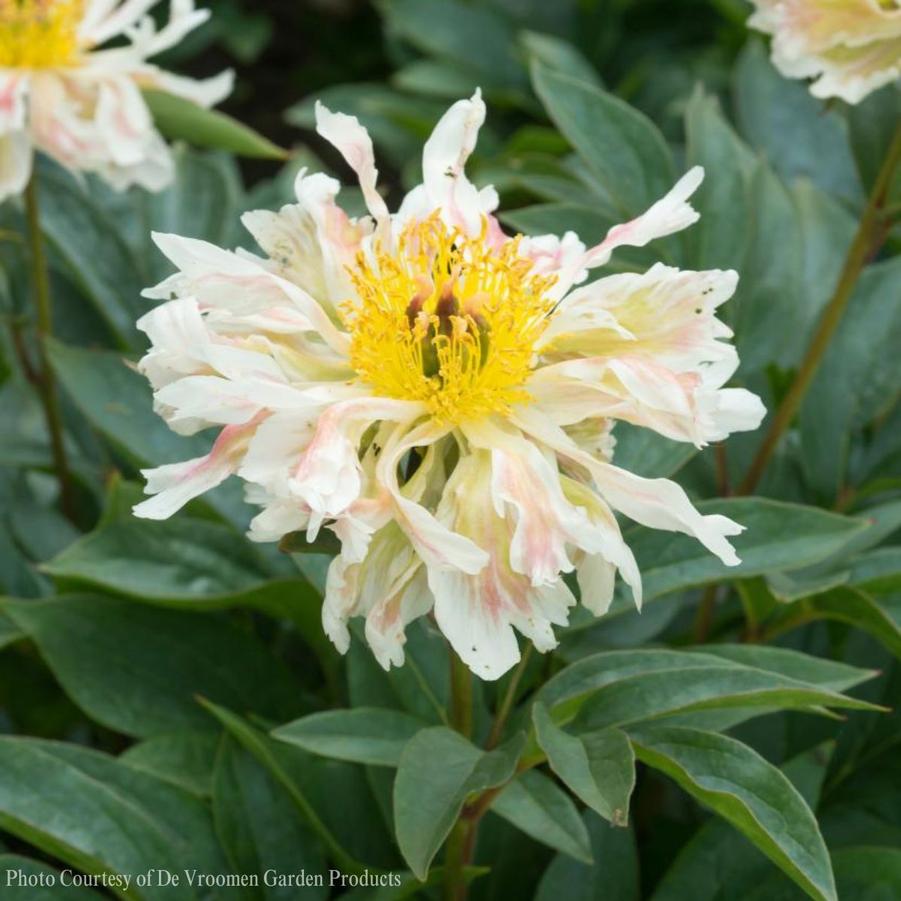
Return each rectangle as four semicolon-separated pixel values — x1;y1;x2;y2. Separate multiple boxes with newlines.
0;1;899;899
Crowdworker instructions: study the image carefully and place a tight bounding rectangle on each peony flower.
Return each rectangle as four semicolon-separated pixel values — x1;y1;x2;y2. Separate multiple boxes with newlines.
0;0;233;200
133;92;765;680
747;0;901;103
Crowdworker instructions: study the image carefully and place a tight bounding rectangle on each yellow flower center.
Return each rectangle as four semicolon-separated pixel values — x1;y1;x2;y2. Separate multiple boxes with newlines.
342;214;557;425
0;0;82;69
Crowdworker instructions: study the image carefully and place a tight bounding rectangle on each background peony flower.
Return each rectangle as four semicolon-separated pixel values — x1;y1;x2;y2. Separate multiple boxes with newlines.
747;0;901;103
0;0;233;200
134;91;765;680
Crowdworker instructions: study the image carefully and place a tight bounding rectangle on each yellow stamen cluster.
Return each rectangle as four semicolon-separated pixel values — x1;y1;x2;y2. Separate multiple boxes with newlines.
0;0;82;69
342;214;557;425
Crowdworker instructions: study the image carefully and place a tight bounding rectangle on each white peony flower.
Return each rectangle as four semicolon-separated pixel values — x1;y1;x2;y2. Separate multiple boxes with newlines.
134;92;765;680
747;0;901;103
0;0;233;200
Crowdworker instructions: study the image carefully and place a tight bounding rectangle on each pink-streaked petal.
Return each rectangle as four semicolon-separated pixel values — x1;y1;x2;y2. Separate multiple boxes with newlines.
377;421;489;575
514;408;743;566
315;101;389;226
421;89;487;234
133;418;258;520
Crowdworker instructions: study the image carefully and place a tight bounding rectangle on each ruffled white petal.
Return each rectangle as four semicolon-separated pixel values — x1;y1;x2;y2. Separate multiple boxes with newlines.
748;0;901;103
315;102;389;226
133;419;257;519
421;89;487;235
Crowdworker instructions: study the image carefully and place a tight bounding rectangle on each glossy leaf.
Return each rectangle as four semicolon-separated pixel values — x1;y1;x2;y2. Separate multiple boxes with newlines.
202;700;398;873
36;164;145;347
531;61;675;216
801;259;901;499
47;340;249;527
535;812;639;901
143;89;288;160
120;732;220;798
684;87;753;271
491;769;593;863
774;587;901;659
572;665;879;732
272;708;427;767
0;737;231;900
3;594;302;737
213;735;328;899
534;704;635;826
631;726;836;901
733;41;861;203
629;499;867;608
393;727;525;879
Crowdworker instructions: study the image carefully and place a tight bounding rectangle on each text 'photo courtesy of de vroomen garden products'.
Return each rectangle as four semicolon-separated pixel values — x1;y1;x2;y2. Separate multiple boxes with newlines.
0;0;899;899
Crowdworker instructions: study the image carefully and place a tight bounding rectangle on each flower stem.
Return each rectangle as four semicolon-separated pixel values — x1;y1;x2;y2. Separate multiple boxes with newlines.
445;649;474;901
24;174;76;522
485;645;532;750
449;647;473;740
739;123;901;495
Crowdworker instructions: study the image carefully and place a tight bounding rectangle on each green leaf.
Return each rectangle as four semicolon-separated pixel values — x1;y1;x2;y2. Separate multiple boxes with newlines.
539;649;738;713
684;87;753;271
142;89;288;160
0;611;24;651
0;855;103;898
44;484;317;617
530;61;675;217
630;725;836;901
520;31;601;88
793;180;858;349
540;646;877;720
500;202;618;246
829;846;901;899
120;731;220;798
607;422;698;478
144;147;244;259
801;259;901;499
560;499;865;648
202;700;397;873
651;745;834;901
491;769;593;863
347;620;451;726
393;727;525;879
213;735;327;899
380;0;528;99
46;341;248;527
775;587;901;660
535;811;639;901
572;666;879;733
36;163;145;347
43;477;331;673
732;161;804;373
392;60;481;101
692;644;877;693
3;594;302;737
847;85;901;190
630;498;867;608
733;41;861;204
0;737;232;900
534;704;634;826
273;708;428;767
848;548;901;594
